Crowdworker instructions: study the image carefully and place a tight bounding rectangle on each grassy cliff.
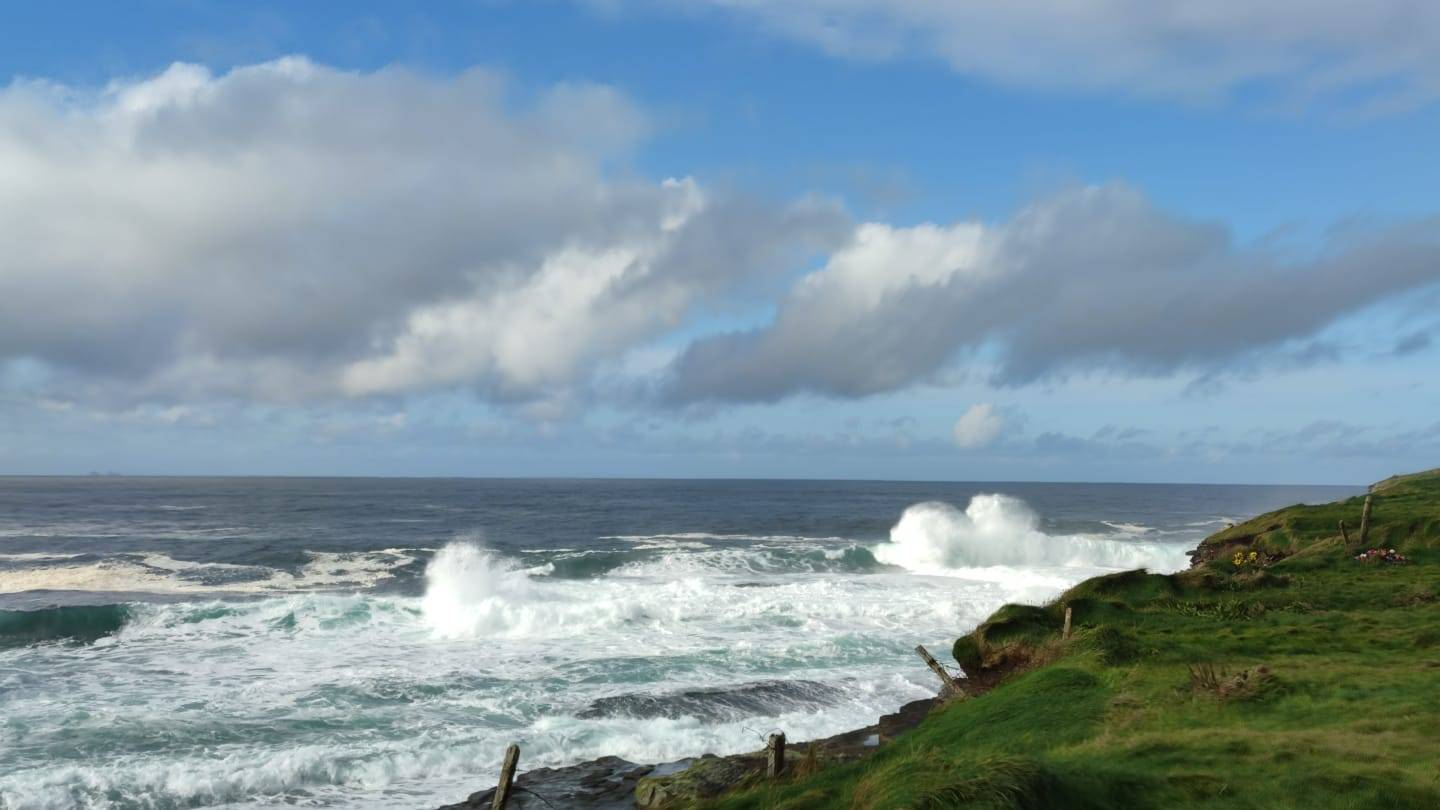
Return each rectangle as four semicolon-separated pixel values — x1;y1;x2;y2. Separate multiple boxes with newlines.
702;469;1440;808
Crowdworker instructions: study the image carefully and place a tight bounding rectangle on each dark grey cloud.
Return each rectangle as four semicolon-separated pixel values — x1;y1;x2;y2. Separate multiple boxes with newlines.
0;58;845;409
1392;331;1433;356
666;184;1440;404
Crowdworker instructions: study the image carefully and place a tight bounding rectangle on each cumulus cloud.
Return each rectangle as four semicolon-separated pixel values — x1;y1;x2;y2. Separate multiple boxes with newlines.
672;0;1440;111
0;58;845;410
666;220;989;401
7;60;1437;423
667;183;1440;403
952;403;1004;448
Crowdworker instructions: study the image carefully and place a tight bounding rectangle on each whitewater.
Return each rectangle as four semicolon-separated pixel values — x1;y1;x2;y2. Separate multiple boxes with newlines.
0;478;1354;809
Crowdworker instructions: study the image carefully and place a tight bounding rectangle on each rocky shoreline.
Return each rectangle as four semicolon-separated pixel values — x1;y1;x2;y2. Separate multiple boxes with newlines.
437;694;941;809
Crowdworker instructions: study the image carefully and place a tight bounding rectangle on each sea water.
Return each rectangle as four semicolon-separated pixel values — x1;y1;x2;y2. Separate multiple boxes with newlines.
0;477;1355;808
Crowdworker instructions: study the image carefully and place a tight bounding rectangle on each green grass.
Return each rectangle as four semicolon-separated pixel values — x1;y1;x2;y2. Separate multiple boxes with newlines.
704;468;1440;809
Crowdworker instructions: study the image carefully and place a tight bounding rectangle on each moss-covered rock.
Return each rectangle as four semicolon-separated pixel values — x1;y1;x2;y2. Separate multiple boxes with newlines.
635;754;764;809
1060;569;1180;605
952;633;983;676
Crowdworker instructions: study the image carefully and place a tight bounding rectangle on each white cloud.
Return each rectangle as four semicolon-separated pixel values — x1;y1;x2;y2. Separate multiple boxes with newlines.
673;0;1440;111
667;183;1440;403
0;58;844;410
952;403;1004;448
339;180;708;403
6;59;1437;428
665;220;989;401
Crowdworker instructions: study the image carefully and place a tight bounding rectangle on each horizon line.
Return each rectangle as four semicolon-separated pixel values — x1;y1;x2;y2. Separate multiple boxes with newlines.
0;472;1367;488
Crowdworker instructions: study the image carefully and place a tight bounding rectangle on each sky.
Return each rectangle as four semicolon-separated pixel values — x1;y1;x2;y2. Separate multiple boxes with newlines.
1;1;1439;484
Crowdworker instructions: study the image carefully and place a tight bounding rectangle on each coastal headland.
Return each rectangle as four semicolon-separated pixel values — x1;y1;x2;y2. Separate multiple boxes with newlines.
443;467;1440;809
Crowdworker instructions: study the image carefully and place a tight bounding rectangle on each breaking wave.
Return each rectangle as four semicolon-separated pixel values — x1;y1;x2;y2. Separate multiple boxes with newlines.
874;496;1191;574
414;541;982;643
0;604;131;648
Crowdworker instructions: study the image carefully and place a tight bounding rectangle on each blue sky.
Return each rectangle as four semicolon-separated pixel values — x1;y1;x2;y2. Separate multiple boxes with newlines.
1;1;1438;483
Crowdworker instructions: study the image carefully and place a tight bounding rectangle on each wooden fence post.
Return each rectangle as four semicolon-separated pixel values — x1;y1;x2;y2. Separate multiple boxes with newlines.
915;644;962;697
492;744;519;810
1359;496;1373;546
1062;605;1073;640
767;732;786;778
1338;520;1350;544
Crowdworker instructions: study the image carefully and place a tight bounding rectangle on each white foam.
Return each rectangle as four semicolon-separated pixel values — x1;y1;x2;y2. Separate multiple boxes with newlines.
1101;520;1152;536
1187;516;1236;527
874;496;1191;574
285;550;418;590
0;558;182;594
0;552;84;562
0;550;416;596
137;553;256;573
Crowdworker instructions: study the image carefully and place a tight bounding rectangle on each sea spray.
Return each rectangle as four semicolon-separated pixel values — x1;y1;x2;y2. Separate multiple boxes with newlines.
421;543;538;638
420;543;659;639
875;495;1192;573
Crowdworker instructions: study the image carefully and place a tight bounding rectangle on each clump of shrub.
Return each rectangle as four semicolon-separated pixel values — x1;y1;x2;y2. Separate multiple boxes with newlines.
1157;598;1267;621
1188;662;1223;694
1187;663;1282;702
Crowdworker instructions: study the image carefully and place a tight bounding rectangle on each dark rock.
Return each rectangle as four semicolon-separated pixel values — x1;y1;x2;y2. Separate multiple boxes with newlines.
437;696;942;809
579;679;844;721
632;697;940;809
437;756;654;810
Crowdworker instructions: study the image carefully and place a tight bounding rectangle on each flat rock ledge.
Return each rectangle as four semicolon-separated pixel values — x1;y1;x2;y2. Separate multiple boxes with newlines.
437;696;938;809
437;755;656;809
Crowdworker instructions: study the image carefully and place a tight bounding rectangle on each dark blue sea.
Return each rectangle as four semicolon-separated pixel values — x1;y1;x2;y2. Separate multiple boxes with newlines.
0;477;1355;808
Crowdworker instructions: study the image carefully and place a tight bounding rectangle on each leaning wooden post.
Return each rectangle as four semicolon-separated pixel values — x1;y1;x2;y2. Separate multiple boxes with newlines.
767;732;786;778
1359;495;1373;546
1338;520;1350;544
1062;605;1073;640
915;644;962;697
492;744;520;810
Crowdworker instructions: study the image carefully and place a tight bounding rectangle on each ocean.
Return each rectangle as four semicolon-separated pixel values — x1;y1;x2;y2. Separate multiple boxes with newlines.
0;477;1357;809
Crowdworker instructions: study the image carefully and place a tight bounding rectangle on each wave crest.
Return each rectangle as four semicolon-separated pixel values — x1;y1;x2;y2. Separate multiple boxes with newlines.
874;496;1190;573
421;543;655;639
0;604;131;648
